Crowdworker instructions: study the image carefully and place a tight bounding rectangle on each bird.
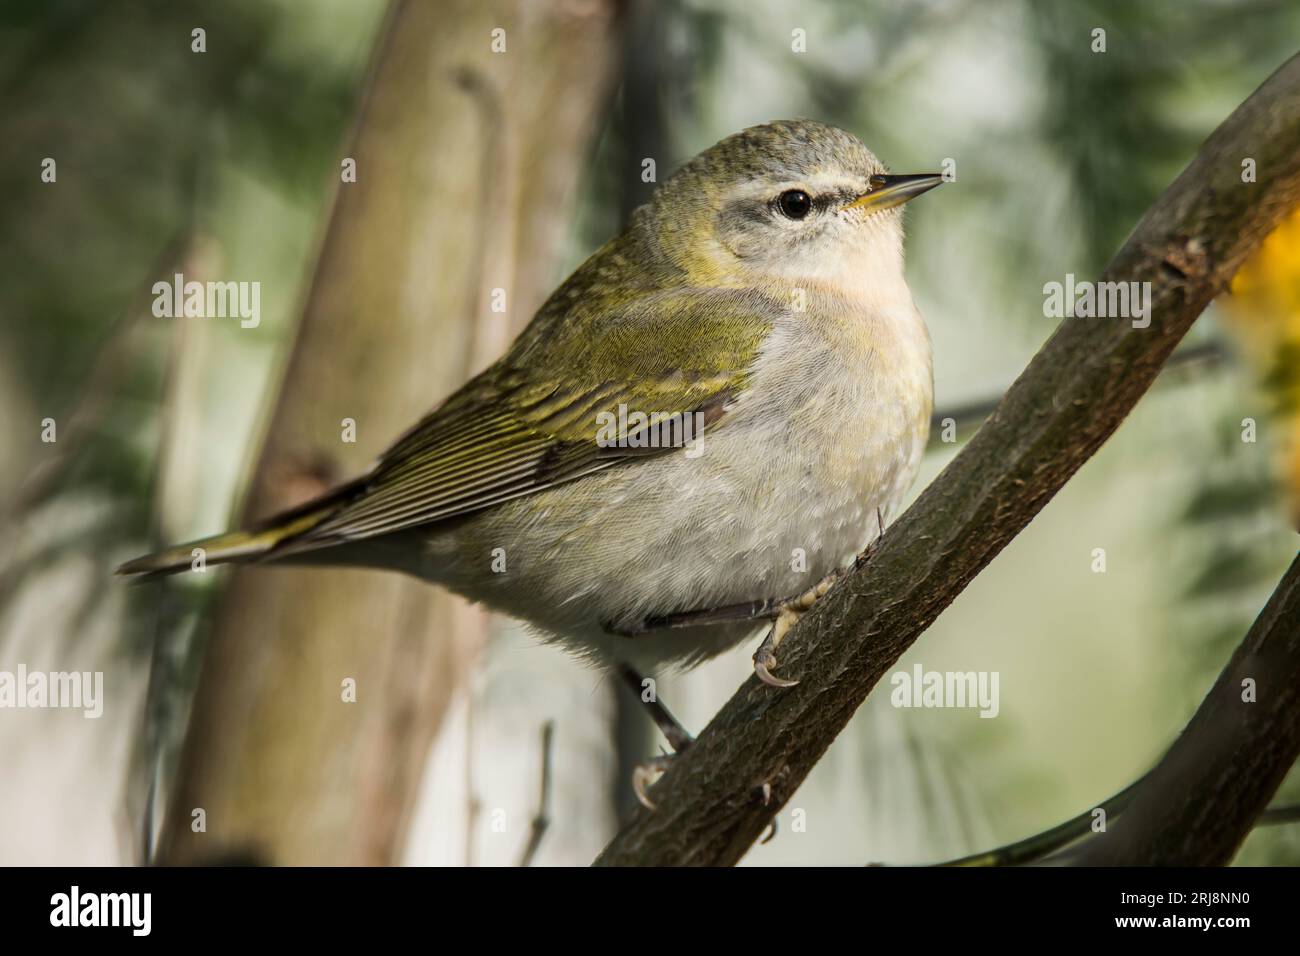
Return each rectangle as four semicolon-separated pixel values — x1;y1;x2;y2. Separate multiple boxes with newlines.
119;119;941;797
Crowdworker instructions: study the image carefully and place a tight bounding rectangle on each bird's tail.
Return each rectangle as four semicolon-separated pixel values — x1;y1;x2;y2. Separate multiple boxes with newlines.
115;497;343;577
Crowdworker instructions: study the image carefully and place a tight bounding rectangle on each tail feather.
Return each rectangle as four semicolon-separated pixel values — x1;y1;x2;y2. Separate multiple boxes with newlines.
116;506;338;577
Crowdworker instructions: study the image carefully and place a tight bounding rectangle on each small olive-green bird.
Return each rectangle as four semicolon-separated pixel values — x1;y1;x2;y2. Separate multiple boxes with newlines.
120;119;941;692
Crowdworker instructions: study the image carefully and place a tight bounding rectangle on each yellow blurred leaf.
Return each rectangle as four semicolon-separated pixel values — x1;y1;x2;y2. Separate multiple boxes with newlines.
1222;206;1300;527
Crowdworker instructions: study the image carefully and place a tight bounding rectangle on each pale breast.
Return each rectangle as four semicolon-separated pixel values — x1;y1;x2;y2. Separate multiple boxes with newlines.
422;292;933;669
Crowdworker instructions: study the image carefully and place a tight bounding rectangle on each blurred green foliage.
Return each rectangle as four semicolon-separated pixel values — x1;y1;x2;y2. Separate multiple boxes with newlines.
1;0;1297;865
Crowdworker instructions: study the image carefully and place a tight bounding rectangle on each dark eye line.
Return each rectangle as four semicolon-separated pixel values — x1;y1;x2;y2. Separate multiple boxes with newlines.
825;188;860;208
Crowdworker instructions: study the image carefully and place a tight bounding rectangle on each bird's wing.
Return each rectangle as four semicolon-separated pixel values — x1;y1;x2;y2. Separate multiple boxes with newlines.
278;286;781;550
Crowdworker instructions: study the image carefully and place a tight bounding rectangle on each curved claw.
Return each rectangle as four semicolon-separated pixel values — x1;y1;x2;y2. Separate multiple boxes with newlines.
633;766;659;811
632;754;675;811
751;602;807;689
758;784;778;843
754;653;800;689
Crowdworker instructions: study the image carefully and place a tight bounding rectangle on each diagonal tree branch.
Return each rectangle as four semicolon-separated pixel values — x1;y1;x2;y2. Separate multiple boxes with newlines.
912;737;1297;866
1073;551;1300;865
595;52;1300;867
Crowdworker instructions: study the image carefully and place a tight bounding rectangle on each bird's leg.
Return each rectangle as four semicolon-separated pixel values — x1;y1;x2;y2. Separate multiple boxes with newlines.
617;665;694;809
610;509;892;687
611;509;892;637
609;596;789;635
752;510;889;686
608;511;895;808
617;664;693;752
607;572;846;687
752;509;890;685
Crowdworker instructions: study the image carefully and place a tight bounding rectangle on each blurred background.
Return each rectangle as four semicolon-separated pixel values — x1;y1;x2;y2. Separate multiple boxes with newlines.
2;0;1298;866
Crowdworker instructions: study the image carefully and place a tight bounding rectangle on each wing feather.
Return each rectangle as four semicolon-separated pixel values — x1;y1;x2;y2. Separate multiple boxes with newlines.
276;284;782;552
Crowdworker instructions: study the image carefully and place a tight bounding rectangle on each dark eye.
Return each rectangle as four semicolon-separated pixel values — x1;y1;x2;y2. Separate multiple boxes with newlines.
777;189;813;220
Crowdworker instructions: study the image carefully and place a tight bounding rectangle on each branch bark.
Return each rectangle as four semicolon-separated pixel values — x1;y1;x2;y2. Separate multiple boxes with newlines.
595;52;1300;867
1073;552;1300;865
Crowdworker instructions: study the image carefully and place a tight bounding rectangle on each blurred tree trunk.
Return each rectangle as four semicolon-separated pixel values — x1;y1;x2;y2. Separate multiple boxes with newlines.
609;0;673;824
158;0;619;865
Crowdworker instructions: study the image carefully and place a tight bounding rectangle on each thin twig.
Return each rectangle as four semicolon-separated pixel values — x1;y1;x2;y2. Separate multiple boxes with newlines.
928;339;1231;441
898;766;1299;867
1074;552;1300;864
518;721;556;867
931;775;1147;868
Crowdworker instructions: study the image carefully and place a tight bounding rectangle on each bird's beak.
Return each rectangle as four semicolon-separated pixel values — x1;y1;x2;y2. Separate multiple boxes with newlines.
846;173;945;212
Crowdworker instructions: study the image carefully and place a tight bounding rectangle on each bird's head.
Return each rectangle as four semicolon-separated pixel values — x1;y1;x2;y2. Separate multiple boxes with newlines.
644;119;942;292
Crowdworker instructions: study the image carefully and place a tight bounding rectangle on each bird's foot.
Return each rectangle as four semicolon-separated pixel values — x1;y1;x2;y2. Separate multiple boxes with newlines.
617;665;695;809
632;753;678;811
751;570;840;688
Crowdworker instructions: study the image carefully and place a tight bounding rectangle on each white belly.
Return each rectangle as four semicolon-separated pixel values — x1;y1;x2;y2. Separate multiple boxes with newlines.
415;301;933;671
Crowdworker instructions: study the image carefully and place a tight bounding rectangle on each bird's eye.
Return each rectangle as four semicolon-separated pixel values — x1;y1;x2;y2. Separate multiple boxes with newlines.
777;189;813;220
